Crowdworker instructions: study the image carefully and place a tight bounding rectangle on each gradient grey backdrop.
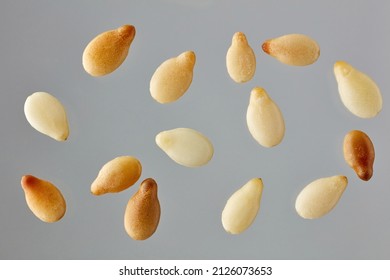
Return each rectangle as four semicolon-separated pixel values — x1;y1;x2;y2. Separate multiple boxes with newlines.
1;0;389;259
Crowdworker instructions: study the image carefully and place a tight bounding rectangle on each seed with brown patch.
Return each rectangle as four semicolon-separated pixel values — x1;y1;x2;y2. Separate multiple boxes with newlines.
343;130;375;181
21;175;66;223
124;178;161;240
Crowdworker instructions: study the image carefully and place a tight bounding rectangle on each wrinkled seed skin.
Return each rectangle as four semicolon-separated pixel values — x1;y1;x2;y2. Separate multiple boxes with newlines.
124;178;161;240
295;175;348;219
24;92;69;141
222;178;263;234
155;128;214;167
91;156;142;195
150;51;196;103
334;61;382;118
226;32;256;83
82;25;136;77
246;87;285;147
343;130;375;181
262;34;320;66
21;175;66;223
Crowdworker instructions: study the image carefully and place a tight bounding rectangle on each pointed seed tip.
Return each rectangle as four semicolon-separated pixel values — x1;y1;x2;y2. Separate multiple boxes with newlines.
118;25;136;38
261;41;270;54
183;50;196;61
233;32;246;42
140;178;158;193
21;175;37;187
250;87;267;98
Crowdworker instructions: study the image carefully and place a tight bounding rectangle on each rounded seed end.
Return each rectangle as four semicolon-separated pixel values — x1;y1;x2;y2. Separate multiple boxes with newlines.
155;132;171;150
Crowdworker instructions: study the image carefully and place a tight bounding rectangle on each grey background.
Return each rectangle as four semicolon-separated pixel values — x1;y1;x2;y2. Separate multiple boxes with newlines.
0;0;389;259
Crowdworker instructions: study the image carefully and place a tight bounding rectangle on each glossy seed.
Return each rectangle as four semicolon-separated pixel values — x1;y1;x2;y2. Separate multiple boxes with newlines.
222;178;263;234
226;32;256;83
21;175;66;223
295;175;348;219
343;130;375;181
262;34;320;66
91;156;142;195
124;178;161;240
24;92;69;141
156;128;213;167
82;25;136;76
334;61;382;118
246;87;285;147
150;51;196;103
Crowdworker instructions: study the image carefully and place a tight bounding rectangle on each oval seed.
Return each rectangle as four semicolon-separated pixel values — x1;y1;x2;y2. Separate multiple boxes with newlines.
295;175;348;219
124;178;161;240
150;51;196;103
24;92;69;141
334;61;382;118
155;128;213;167
82;25;136;77
222;178;263;234
262;34;320;66
343;130;375;181
226;32;256;83
246;87;285;147
21;175;66;223
91;156;142;195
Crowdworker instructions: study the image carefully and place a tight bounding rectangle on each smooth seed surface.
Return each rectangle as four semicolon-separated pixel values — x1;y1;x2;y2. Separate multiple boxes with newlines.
295;175;348;219
150;51;196;103
334;61;382;118
246;87;285;147
24;92;69;141
343;130;375;181
21;175;66;223
226;32;256;83
222;178;263;234
262;33;320;66
91;156;142;195
156;128;214;167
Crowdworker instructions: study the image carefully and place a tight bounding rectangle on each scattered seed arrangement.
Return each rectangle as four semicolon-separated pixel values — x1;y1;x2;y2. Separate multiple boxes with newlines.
21;24;382;240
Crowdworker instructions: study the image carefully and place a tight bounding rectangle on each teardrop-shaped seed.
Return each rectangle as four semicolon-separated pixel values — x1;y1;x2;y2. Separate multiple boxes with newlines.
222;178;263;234
150;51;196;103
262;34;320;66
156;128;213;167
91;156;142;195
343;130;375;181
246;87;285;147
21;175;66;223
24;92;69;141
82;25;136;76
124;178;161;240
295;175;348;219
334;61;382;118
226;32;256;83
